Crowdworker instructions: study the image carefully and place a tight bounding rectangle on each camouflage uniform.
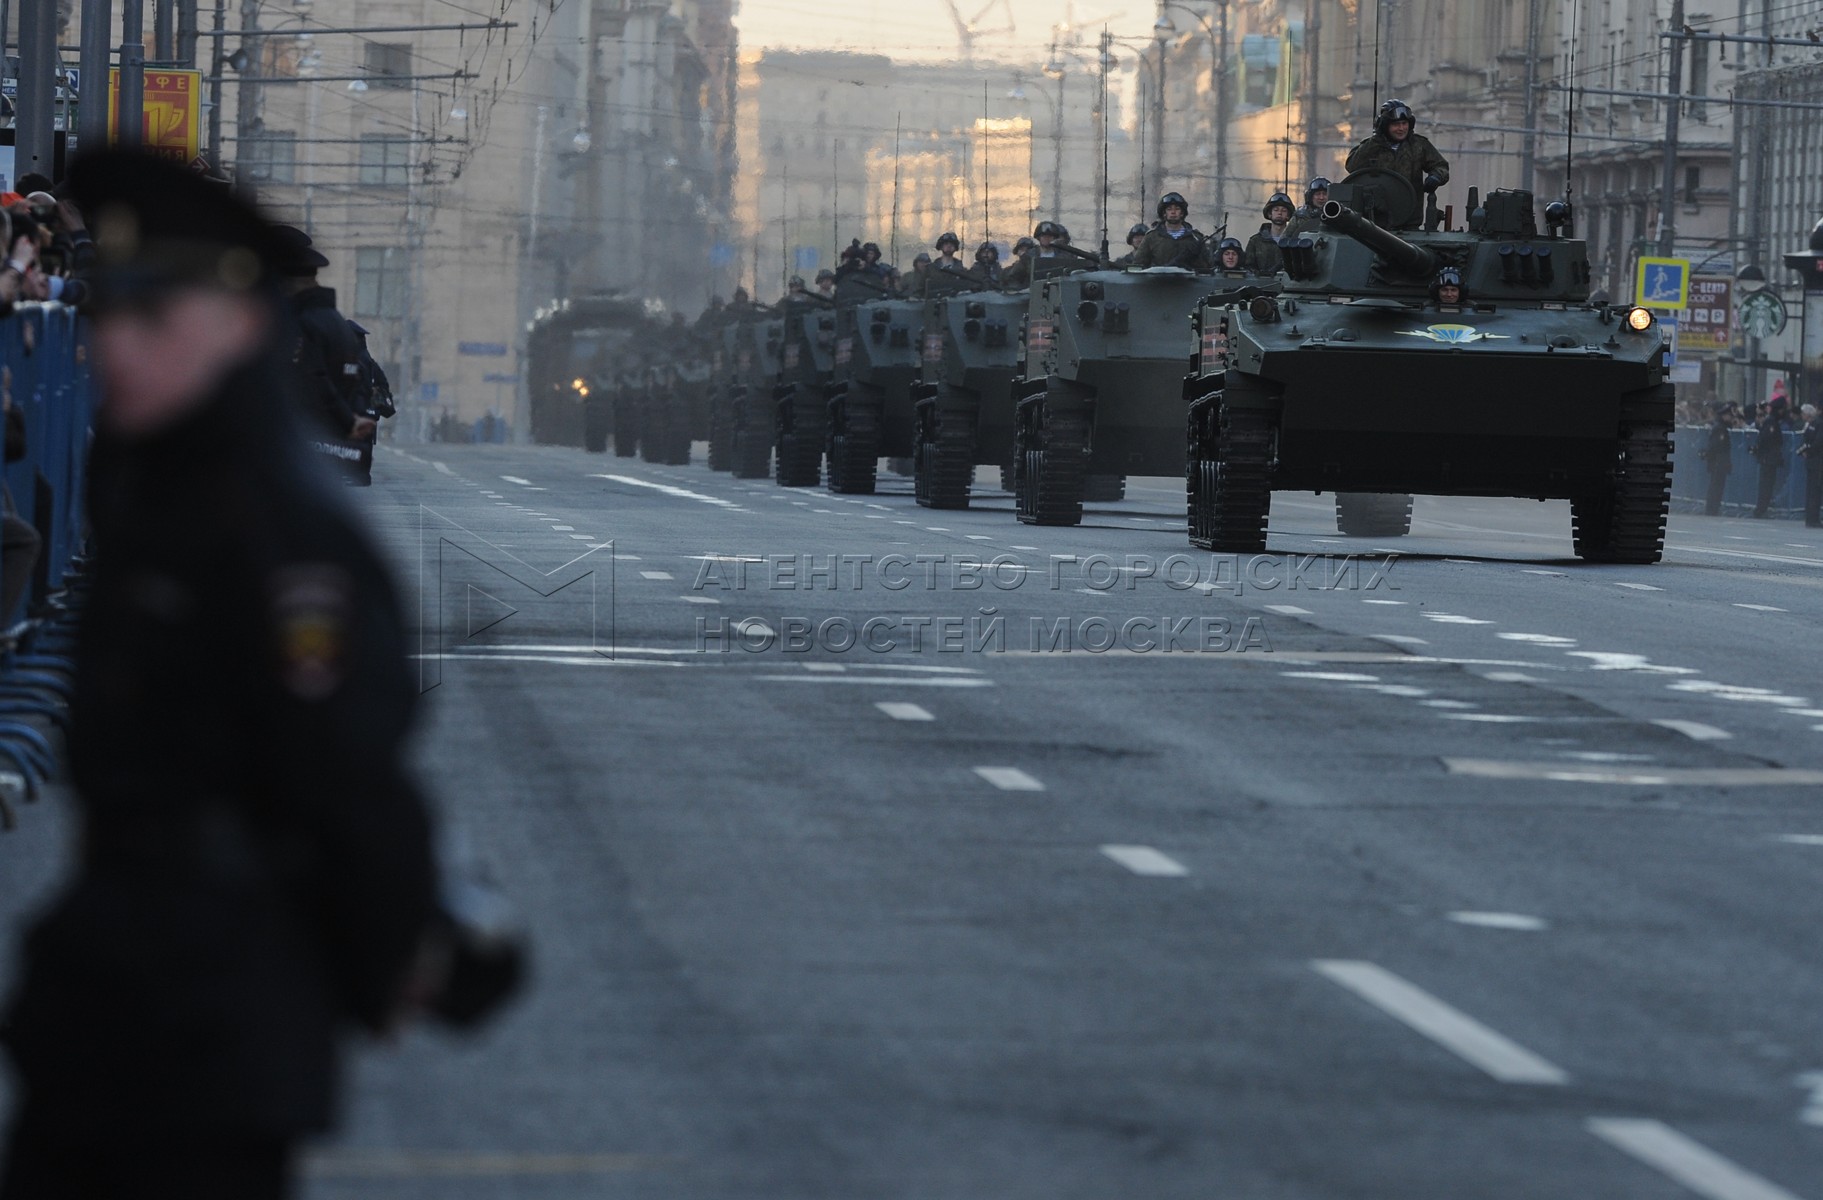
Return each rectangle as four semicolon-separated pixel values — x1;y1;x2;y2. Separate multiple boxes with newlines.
1283;206;1324;241
1132;226;1211;270
1343;132;1450;202
1244;225;1285;275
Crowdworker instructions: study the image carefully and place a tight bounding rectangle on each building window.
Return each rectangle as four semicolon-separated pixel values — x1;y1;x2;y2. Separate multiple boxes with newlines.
358;135;413;186
1685;164;1702;206
354;248;407;318
364;42;413;88
243;128;297;183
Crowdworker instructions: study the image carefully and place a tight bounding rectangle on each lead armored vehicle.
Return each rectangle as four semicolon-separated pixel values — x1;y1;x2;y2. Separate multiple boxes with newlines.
912;285;1025;508
1186;171;1671;562
525;293;646;451
1015;261;1240;525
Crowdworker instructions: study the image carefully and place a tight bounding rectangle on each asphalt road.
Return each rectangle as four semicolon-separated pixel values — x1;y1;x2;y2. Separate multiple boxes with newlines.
9;442;1823;1198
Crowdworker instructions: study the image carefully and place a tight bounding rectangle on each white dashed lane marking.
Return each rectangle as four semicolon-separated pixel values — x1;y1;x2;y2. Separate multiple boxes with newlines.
500;475;533;485
1448;912;1548;931
638;571;674;581
1775;834;1823;846
680;596;720;605
1734;603;1789;613
1312;960;1569;1085
550;525;575;531
1614;582;1663;591
1100;845;1189;877
1653;719;1733;741
1586;1118;1806;1200
1264;605;1312;616
875;702;933;722
1445;760;1823;786
973;767;1045;791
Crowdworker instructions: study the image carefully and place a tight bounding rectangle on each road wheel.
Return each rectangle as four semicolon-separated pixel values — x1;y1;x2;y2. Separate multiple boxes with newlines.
1187;390;1271;552
1572;383;1673;564
1335;493;1413;536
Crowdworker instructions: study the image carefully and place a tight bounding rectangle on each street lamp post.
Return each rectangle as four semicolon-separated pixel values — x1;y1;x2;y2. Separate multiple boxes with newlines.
1152;14;1171;203
1043;54;1066;221
1155;3;1227;220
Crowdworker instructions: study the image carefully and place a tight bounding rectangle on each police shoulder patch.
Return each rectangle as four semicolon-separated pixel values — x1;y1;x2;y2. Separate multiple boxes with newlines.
270;564;354;700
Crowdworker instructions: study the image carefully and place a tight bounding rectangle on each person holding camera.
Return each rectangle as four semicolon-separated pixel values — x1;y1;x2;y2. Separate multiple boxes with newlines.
0;152;521;1200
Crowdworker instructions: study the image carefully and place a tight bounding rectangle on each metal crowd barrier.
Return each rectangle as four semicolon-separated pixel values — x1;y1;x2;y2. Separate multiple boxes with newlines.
1670;426;1811;517
0;302;94;826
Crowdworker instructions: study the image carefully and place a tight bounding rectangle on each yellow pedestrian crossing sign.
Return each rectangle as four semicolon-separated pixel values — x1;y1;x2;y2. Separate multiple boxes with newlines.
1635;257;1690;310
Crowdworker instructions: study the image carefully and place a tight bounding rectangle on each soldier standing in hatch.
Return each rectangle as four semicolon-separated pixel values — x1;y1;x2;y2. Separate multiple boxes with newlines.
1133;193;1211;270
1245;192;1294;275
1112;223;1150;267
1283;177;1331;240
1346;99;1450;202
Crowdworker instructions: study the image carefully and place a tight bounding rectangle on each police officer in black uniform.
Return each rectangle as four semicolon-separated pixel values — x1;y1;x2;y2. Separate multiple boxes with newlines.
275;227;370;481
1700;402;1738;516
0;151;492;1200
347;320;394;487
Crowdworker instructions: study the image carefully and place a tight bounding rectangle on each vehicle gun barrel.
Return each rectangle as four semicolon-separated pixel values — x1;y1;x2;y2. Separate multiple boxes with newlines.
1319;201;1439;279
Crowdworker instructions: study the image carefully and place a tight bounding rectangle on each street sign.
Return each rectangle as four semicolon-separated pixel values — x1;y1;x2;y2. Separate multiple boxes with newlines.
1679;276;1733;355
419;381;440;402
107;68;201;163
481;372;519;384
1635;256;1691;310
458;341;509;357
1659;312;1679;367
1737;289;1788;338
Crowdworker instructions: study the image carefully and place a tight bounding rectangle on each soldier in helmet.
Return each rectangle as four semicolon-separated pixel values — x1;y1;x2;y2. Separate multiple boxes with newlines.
1003;236;1039;288
1133;192;1212;269
1345;98;1450;203
1214;237;1247;275
1431;265;1467;310
1005;223;1068;287
860;241;893;281
815;269;837;300
1245;192;1294;275
973;241;1003;286
1284;176;1332;239
1113;222;1151;267
782;274;813;306
932;231;966;276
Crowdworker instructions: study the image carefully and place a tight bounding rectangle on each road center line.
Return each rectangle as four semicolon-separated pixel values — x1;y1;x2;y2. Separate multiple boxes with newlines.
1100;845;1188;876
974;766;1044;791
875;702;933;721
1586;1118;1806;1200
1311;960;1569;1085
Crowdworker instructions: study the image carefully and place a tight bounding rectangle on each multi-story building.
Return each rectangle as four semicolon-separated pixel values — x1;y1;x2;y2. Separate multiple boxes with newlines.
232;0;736;442
734;48;1126;294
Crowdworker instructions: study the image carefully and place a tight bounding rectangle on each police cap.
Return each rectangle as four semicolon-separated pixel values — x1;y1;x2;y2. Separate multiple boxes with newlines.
66;150;291;307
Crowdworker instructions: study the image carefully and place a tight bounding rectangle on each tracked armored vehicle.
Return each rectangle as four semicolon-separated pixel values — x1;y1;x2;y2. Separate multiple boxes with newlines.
718;309;785;478
525;294;646;450
1014;264;1229;525
912;286;1025;508
772;299;839;487
1186;170;1671;562
826;294;925;493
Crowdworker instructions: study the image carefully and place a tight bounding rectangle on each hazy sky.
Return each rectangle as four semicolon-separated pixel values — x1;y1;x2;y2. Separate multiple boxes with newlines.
734;0;1160;63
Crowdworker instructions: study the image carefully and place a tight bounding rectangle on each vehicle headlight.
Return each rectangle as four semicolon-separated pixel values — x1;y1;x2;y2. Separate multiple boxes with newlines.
1625;307;1655;332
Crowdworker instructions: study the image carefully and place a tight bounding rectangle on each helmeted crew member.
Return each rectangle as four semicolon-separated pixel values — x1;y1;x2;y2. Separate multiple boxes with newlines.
1214;237;1247;274
1005;227;1064;288
1133;192;1211;269
1432;265;1467;309
1345;99;1450;204
860;241;893;281
815;269;837;299
932;231;965;275
1113;222;1151;267
782;274;813;306
973;241;1003;286
1245;192;1295;275
1284;176;1332;239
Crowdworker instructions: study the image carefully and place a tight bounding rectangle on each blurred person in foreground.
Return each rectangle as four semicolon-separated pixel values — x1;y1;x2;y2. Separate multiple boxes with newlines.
0;152;488;1199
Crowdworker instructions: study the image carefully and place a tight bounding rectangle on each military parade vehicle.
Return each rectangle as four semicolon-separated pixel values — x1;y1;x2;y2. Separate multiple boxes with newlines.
826;291;926;494
1185;169;1672;563
912;284;1025;508
720;309;787;479
1013;261;1219;525
772;296;841;487
525;293;647;451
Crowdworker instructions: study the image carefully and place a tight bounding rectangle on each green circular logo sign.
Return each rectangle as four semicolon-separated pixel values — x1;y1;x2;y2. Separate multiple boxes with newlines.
1737;289;1788;338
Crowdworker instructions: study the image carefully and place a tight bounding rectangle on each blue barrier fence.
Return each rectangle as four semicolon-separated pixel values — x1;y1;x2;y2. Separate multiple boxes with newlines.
1670;427;1811;517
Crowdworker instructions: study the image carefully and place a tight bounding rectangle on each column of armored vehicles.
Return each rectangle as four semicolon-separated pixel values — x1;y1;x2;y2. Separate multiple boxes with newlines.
542;170;1674;564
